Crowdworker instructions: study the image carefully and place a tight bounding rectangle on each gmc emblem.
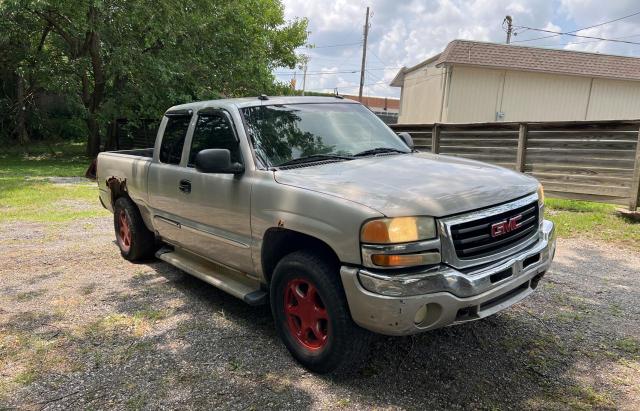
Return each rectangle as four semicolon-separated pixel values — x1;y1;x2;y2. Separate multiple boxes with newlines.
491;215;522;237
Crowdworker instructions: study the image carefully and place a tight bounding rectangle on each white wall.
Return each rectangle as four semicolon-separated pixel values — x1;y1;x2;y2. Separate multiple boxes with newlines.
444;66;505;122
398;65;445;123
499;71;592;121
399;64;640;123
587;78;640;120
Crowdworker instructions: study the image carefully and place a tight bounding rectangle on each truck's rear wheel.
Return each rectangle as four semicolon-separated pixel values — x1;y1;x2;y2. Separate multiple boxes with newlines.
113;197;156;262
270;250;371;374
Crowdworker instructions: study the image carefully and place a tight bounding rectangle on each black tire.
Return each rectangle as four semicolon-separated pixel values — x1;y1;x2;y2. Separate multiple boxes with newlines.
113;197;156;262
270;250;371;374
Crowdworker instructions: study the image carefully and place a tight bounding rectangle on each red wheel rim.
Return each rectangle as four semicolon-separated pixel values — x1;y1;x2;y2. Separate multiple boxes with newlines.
117;210;132;252
284;279;329;350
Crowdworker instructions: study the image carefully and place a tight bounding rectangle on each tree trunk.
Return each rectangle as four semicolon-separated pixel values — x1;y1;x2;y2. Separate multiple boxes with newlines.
14;72;30;145
104;119;118;151
86;114;101;157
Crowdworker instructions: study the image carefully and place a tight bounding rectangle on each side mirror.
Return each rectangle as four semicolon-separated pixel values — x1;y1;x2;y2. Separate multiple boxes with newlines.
195;149;244;174
397;132;414;150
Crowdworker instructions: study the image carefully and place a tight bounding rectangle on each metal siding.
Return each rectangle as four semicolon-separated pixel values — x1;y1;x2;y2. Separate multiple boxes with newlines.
399;64;640;123
586;78;640;120
500;71;591;121
398;66;444;123
445;66;504;122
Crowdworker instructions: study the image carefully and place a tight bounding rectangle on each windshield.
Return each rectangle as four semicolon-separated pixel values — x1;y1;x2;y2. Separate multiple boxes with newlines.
241;103;409;167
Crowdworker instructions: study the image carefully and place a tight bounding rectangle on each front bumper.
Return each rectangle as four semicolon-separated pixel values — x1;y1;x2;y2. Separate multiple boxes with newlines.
340;219;556;336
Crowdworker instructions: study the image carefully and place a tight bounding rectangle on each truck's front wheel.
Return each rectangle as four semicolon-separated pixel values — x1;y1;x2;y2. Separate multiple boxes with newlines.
270;250;371;374
113;197;156;262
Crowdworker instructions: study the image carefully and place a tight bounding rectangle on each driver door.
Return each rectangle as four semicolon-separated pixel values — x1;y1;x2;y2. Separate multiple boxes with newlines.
172;109;253;273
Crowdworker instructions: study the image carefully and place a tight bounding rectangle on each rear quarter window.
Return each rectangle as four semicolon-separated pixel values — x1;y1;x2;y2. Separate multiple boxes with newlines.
159;116;191;164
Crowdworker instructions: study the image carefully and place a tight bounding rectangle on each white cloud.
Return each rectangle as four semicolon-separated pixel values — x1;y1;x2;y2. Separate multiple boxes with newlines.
278;0;640;97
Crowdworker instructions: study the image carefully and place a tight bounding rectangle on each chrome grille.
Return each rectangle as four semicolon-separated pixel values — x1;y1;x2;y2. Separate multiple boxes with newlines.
449;199;539;260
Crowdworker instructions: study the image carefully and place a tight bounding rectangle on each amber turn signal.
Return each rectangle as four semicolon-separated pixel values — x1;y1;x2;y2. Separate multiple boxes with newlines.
371;252;441;267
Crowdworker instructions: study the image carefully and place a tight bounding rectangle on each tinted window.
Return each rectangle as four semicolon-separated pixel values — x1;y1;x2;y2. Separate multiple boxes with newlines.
188;113;241;167
159;116;191;164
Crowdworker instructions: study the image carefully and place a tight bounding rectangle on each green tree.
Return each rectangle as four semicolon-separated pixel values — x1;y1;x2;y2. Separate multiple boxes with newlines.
0;3;59;145
2;0;307;156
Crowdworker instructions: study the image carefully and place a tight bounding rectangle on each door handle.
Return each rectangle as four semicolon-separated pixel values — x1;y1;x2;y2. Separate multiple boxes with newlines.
179;179;191;193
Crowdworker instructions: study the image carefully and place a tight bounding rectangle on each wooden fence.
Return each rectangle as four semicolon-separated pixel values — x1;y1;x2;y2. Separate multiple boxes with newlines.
390;120;640;210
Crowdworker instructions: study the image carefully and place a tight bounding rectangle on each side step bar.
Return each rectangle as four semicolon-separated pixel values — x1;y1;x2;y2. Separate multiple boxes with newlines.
155;247;267;306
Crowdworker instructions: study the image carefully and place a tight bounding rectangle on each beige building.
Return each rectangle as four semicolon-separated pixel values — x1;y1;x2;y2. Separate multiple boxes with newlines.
391;40;640;124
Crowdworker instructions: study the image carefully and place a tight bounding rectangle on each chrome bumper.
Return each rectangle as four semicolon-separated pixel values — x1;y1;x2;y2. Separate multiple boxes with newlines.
340;219;556;336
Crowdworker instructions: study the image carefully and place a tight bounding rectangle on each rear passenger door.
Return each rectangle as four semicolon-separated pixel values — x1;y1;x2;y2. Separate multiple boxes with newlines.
147;110;194;246
172;109;253;273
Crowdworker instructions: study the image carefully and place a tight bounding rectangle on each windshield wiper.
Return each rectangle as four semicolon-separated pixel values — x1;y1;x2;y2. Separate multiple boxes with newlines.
353;147;408;157
274;154;354;168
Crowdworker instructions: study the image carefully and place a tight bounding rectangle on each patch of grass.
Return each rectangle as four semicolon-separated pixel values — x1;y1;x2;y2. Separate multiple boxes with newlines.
80;283;97;296
0;141;88;177
228;357;242;371
126;393;147;411
0;142;107;223
609;303;624;318
14;290;46;301
85;309;169;340
86;314;151;339
545;197;640;251
134;308;170;322
569;384;615;408
13;369;39;386
615;337;640;355
545;198;615;213
1;330;81;388
0;178;106;223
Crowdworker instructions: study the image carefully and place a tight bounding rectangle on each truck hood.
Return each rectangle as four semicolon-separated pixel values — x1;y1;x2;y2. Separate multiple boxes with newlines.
273;153;539;217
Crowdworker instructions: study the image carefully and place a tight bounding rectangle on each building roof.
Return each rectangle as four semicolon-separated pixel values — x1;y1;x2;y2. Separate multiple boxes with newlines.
390;54;441;87
391;39;640;87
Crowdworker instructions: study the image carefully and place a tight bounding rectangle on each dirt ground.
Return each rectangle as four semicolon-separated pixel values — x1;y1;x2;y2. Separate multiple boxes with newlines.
1;211;639;410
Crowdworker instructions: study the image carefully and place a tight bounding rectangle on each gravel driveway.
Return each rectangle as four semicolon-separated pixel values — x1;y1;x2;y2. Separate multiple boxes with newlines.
1;212;639;410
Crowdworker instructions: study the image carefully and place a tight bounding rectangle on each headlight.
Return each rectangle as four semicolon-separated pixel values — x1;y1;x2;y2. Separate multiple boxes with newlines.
361;217;436;244
537;183;545;205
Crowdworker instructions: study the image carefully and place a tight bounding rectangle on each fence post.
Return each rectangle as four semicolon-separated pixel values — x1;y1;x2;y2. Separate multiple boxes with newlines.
516;123;528;172
432;124;440;154
630;125;640;211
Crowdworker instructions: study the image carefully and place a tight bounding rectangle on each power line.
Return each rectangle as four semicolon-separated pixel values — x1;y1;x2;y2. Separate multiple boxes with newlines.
512;10;640;43
305;80;391;93
367;46;389;68
296;41;363;49
536;32;640;48
512;25;640;45
274;67;402;76
274;70;359;75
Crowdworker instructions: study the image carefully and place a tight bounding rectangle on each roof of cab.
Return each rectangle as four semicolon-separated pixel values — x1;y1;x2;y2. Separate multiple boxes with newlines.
166;96;359;114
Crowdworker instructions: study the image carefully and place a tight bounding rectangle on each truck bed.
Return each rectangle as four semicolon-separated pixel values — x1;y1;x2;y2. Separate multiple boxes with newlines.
96;148;154;213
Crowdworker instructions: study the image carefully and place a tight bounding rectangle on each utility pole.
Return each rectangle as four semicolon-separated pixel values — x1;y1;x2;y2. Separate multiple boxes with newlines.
302;63;308;95
358;6;370;101
298;54;309;95
504;15;513;44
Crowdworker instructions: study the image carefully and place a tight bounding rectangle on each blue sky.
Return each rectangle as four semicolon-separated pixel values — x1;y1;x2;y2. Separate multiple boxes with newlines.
276;0;640;97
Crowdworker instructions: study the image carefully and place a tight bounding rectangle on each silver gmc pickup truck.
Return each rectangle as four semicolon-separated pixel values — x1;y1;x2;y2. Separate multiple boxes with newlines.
97;96;556;373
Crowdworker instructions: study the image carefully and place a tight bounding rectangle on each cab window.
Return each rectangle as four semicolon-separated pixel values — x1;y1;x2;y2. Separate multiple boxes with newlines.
159;115;191;164
188;112;242;167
